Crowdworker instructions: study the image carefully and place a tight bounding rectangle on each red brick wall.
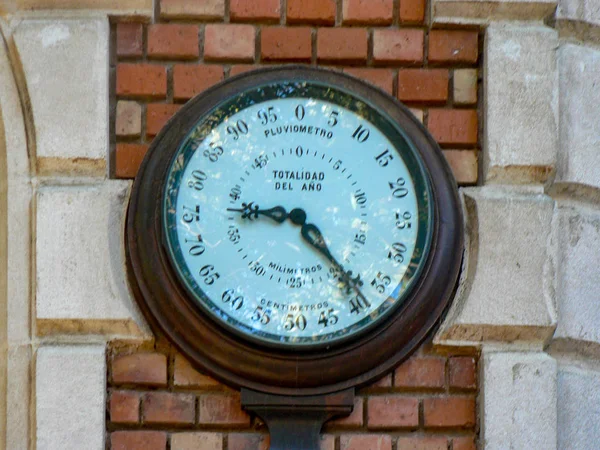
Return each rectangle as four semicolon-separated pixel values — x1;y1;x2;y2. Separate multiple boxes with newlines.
107;342;478;449
111;0;481;183
109;1;481;448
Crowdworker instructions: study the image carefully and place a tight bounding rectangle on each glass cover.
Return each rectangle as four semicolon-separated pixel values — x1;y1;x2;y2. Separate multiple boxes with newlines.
163;82;432;348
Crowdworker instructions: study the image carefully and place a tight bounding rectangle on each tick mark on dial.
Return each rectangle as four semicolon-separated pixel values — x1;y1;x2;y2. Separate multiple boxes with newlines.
272;151;276;157
328;157;333;163
240;177;245;182
352;181;357;186
270;275;273;280
278;277;281;283
238;248;243;253
347;174;352;179
321;154;325;160
245;170;250;176
342;168;347;173
243;255;248;260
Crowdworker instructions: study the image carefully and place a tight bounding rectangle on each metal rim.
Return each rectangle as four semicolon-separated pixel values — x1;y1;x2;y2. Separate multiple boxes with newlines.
126;65;463;395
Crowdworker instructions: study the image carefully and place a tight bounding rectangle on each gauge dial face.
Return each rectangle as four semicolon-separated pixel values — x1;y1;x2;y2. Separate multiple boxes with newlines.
163;82;432;348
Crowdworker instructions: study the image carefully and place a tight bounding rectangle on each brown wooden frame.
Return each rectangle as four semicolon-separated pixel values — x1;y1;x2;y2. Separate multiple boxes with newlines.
125;66;463;396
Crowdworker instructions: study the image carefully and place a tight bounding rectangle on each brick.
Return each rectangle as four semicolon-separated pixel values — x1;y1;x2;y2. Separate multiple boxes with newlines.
366;373;393;388
396;437;447;450
205;24;255;62
449;356;477;389
116;63;167;99
443;150;478;184
171;432;222;450
142;392;195;425
344;68;394;95
148;24;199;60
428;30;479;63
423;397;476;428
394;357;446;388
261;27;312;62
373;29;424;64
400;0;426;23
231;0;280;22
428;109;478;145
174;354;222;388
287;0;336;24
367;396;419;428
317;28;368;64
160;0;225;19
454;69;478;105
230;65;260;76
342;0;393;25
110;391;140;424
116;23;143;58
340;434;392;450
198;393;250;425
112;353;167;386
329;397;363;426
111;431;167;450
173;64;224;101
397;69;449;103
228;433;269;450
147;104;182;137
453;436;476;450
115;143;149;179
116;101;142;138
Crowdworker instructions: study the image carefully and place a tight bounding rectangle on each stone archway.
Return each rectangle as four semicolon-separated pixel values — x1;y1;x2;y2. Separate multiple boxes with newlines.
0;24;33;450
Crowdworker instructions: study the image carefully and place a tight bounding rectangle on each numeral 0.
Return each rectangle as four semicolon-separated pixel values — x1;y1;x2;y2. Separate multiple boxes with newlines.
295;105;305;121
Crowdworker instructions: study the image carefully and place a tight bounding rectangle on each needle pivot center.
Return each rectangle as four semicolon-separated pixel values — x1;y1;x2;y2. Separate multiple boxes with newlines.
289;208;307;225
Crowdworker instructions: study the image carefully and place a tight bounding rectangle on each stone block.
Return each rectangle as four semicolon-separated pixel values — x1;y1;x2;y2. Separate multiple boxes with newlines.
484;24;558;184
554;204;600;347
557;0;600;27
6;345;31;450
453;69;478;105
37;345;106;450
432;0;557;24
436;187;557;344
13;19;109;175
6;0;152;15
482;352;557;449
556;44;600;192
36;182;150;339
0;31;31;345
558;364;600;449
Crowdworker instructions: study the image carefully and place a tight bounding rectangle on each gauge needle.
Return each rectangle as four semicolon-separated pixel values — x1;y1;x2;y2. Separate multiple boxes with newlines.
300;221;366;298
228;202;367;300
227;202;288;223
